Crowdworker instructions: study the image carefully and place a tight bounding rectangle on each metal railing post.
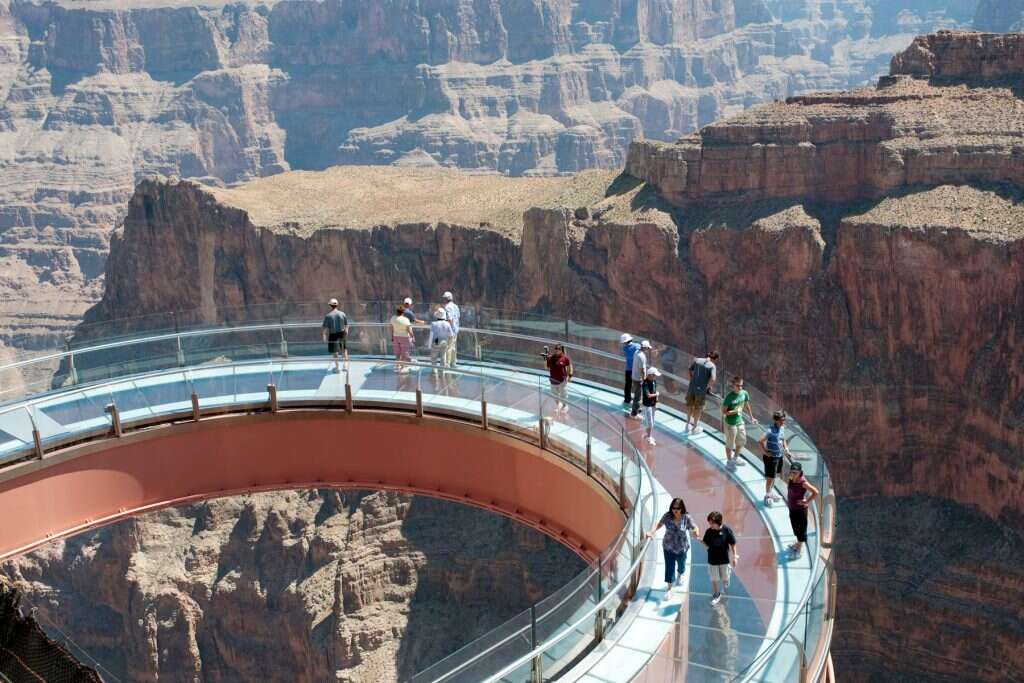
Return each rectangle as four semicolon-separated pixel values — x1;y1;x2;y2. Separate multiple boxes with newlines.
345;381;353;414
191;392;201;421
279;324;288;358
481;399;488;430
67;346;78;386
26;408;43;459
176;334;185;367
105;403;122;437
585;397;592;476
267;384;278;413
416;387;423;417
529;606;542;683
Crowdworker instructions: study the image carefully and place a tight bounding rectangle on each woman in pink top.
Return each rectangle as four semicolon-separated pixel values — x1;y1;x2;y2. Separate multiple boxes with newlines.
786;461;819;559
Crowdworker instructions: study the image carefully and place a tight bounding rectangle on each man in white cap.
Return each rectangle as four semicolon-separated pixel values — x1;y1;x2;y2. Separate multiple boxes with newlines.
401;297;423;325
321;298;348;373
641;367;661;445
620;333;641;406
442;291;460;368
629;340;652;419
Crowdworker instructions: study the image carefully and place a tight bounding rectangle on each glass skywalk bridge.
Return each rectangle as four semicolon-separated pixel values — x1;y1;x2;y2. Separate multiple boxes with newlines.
0;305;836;683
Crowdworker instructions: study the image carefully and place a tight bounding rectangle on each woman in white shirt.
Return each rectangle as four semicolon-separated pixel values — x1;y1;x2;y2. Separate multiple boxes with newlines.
389;306;415;373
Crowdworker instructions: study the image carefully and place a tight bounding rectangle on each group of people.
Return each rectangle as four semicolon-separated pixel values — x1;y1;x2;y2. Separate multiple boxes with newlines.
320;293;462;375
324;299;820;583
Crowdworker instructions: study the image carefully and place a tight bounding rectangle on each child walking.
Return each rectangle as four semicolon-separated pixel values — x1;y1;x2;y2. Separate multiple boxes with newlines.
702;511;738;605
642;367;661;445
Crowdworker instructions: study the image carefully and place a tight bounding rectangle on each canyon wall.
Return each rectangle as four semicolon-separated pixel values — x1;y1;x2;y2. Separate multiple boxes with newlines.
2;489;585;682
77;33;1024;681
0;0;980;350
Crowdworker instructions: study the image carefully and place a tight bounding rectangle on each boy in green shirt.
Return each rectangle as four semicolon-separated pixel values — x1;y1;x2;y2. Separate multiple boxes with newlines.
721;375;757;469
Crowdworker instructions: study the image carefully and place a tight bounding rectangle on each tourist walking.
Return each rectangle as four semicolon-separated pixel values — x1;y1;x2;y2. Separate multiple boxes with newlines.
758;410;792;507
321;298;348;373
442;291;461;368
389;305;414;372
786;462;819;559
702;511;738;606
645;497;700;594
685;351;719;433
620;333;641;405
721;375;757;468
629;340;652;419
642;367;661;445
543;344;574;414
428;308;454;374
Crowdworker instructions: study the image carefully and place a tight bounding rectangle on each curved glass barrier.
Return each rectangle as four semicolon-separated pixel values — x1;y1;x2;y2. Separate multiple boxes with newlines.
0;306;835;683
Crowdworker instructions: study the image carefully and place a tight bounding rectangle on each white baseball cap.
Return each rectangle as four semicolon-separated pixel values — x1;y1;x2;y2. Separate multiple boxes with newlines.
328;298;338;306
646;367;661;377
435;308;446;319
619;333;632;344
640;340;652;349
442;291;453;300
403;297;413;305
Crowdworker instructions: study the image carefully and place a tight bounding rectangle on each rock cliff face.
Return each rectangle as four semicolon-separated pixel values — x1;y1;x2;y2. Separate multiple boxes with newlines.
0;0;980;351
2;490;584;682
76;33;1024;681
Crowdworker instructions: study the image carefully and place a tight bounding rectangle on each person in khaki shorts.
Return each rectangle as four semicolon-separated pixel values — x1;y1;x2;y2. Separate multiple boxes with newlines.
721;375;757;469
702;511;738;606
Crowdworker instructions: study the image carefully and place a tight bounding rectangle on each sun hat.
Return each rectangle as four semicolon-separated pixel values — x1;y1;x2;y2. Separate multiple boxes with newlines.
328;298;338;306
435;308;446;320
403;297;413;305
442;291;453;300
619;333;632;343
640;340;652;349
646;367;661;376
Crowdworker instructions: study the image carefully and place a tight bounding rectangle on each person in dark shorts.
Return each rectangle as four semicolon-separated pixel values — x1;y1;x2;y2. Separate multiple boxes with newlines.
645;497;700;594
620;333;641;405
685;351;719;434
786;462;819;559
702;511;738;605
758;410;792;507
321;298;348;373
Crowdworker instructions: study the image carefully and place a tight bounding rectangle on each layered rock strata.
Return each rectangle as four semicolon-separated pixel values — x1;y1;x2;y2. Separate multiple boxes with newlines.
2;490;584;682
76;33;1024;680
0;0;978;350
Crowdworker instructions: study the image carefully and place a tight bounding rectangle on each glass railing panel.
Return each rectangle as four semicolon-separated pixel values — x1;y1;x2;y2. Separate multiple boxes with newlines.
128;371;195;416
407;609;533;683
32;390;111;446
735;635;803;683
71;337;182;387
802;565;829;675
534;568;600;675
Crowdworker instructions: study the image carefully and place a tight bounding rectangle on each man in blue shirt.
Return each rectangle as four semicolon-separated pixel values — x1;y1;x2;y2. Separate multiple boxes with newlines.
758;410;792;507
620;333;641;405
321;298;348;373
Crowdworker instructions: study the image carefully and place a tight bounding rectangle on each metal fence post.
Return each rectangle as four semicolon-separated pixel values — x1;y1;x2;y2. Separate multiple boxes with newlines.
279;324;288;358
481;399;488;430
176;334;185;367
345;381;354;414
105;403;122;437
191;392;201;421
529;605;542;683
267;384;278;413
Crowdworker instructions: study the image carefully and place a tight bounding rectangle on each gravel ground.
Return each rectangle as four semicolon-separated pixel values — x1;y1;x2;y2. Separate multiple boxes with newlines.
209;167;619;239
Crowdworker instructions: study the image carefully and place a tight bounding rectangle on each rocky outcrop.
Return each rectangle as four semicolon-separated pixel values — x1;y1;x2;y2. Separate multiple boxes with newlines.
0;0;979;351
2;490;584;682
74;36;1024;679
625;32;1024;206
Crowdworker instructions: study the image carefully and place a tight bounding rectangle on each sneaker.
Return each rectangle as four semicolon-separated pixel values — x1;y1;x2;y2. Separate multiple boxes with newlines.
769;493;782;502
725;460;736;470
627;413;643;421
647;437;657;446
790;546;802;559
710;592;722;606
735;459;745;466
692;425;703;434
763;495;772;507
622;400;631;406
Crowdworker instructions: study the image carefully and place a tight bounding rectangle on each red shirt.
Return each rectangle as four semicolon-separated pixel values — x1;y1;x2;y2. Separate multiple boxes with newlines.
547;354;572;384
